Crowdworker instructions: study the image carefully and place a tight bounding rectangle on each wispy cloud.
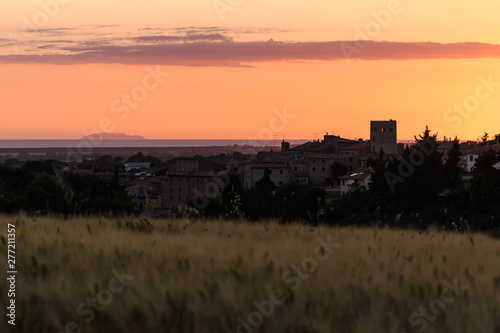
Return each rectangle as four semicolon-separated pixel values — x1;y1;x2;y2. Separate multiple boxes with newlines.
2;25;500;66
133;33;232;43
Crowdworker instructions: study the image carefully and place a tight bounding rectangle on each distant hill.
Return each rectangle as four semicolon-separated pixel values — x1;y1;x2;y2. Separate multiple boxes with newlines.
81;132;147;141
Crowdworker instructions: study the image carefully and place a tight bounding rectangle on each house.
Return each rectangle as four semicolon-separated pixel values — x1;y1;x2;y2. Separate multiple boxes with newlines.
338;142;371;157
166;171;225;209
126;178;163;211
290;160;309;183
243;162;291;189
304;153;333;185
291;133;359;154
465;144;500;172
338;169;372;195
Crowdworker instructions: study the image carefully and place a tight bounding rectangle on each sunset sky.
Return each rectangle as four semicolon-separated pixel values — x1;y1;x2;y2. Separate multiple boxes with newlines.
1;0;500;141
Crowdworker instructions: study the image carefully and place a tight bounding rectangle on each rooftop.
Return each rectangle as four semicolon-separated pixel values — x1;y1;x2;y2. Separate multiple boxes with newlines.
338;169;371;180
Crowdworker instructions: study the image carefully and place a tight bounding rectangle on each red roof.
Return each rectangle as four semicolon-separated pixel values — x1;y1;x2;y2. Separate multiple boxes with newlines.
468;143;500;155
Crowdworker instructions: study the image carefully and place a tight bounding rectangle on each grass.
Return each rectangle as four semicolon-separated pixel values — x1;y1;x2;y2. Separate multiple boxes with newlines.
0;215;499;333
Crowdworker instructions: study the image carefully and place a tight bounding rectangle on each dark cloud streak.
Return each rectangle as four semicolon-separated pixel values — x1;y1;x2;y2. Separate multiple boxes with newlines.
1;41;500;66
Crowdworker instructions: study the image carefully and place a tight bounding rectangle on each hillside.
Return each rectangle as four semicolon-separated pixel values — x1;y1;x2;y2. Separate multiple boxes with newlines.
81;132;147;141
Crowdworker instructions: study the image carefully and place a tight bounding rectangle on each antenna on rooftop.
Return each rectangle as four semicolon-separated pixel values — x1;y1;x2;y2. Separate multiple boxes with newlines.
313;133;318;141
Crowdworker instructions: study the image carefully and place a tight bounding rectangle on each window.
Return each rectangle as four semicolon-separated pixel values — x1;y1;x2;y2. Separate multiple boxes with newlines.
470;155;473;161
322;167;325;171
313;167;316;171
280;169;283;174
294;166;297;171
381;128;385;132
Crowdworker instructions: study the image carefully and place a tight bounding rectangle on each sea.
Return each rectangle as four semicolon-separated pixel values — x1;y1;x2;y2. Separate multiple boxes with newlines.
0;140;307;149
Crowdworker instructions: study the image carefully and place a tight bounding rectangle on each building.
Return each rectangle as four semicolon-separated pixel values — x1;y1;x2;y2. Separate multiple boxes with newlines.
126;178;163;211
175;157;200;172
338;169;372;195
304;153;333;185
166;171;224;209
291;134;358;154
370;120;397;154
465;144;500;172
243;163;291;189
290;160;309;183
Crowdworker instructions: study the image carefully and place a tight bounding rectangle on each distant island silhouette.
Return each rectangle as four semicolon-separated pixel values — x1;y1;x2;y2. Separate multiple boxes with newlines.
81;132;147;141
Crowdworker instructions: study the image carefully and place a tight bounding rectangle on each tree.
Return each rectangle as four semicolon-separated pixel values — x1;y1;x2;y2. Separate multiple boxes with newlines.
242;168;276;220
304;186;326;222
444;137;462;187
25;174;74;214
22;160;59;175
222;166;244;218
256;168;275;193
398;126;444;206
470;149;500;230
471;149;500;203
127;152;161;166
494;134;500;143
331;162;348;178
81;178;138;215
274;182;315;222
481;132;489;144
0;166;31;212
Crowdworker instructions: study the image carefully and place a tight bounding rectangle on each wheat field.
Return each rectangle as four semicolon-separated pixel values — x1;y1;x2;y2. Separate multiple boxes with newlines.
0;215;499;333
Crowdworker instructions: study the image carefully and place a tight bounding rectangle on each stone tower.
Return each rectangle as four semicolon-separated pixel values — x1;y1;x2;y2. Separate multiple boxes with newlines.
370;120;397;154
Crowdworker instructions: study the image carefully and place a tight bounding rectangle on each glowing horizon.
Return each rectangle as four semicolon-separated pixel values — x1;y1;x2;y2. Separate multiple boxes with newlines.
1;1;500;142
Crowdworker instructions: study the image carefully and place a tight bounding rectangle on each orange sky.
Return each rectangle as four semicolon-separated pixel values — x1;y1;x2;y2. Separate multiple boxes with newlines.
1;1;500;141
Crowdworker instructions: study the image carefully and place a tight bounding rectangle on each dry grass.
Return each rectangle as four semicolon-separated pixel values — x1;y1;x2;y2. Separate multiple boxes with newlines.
0;215;499;333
